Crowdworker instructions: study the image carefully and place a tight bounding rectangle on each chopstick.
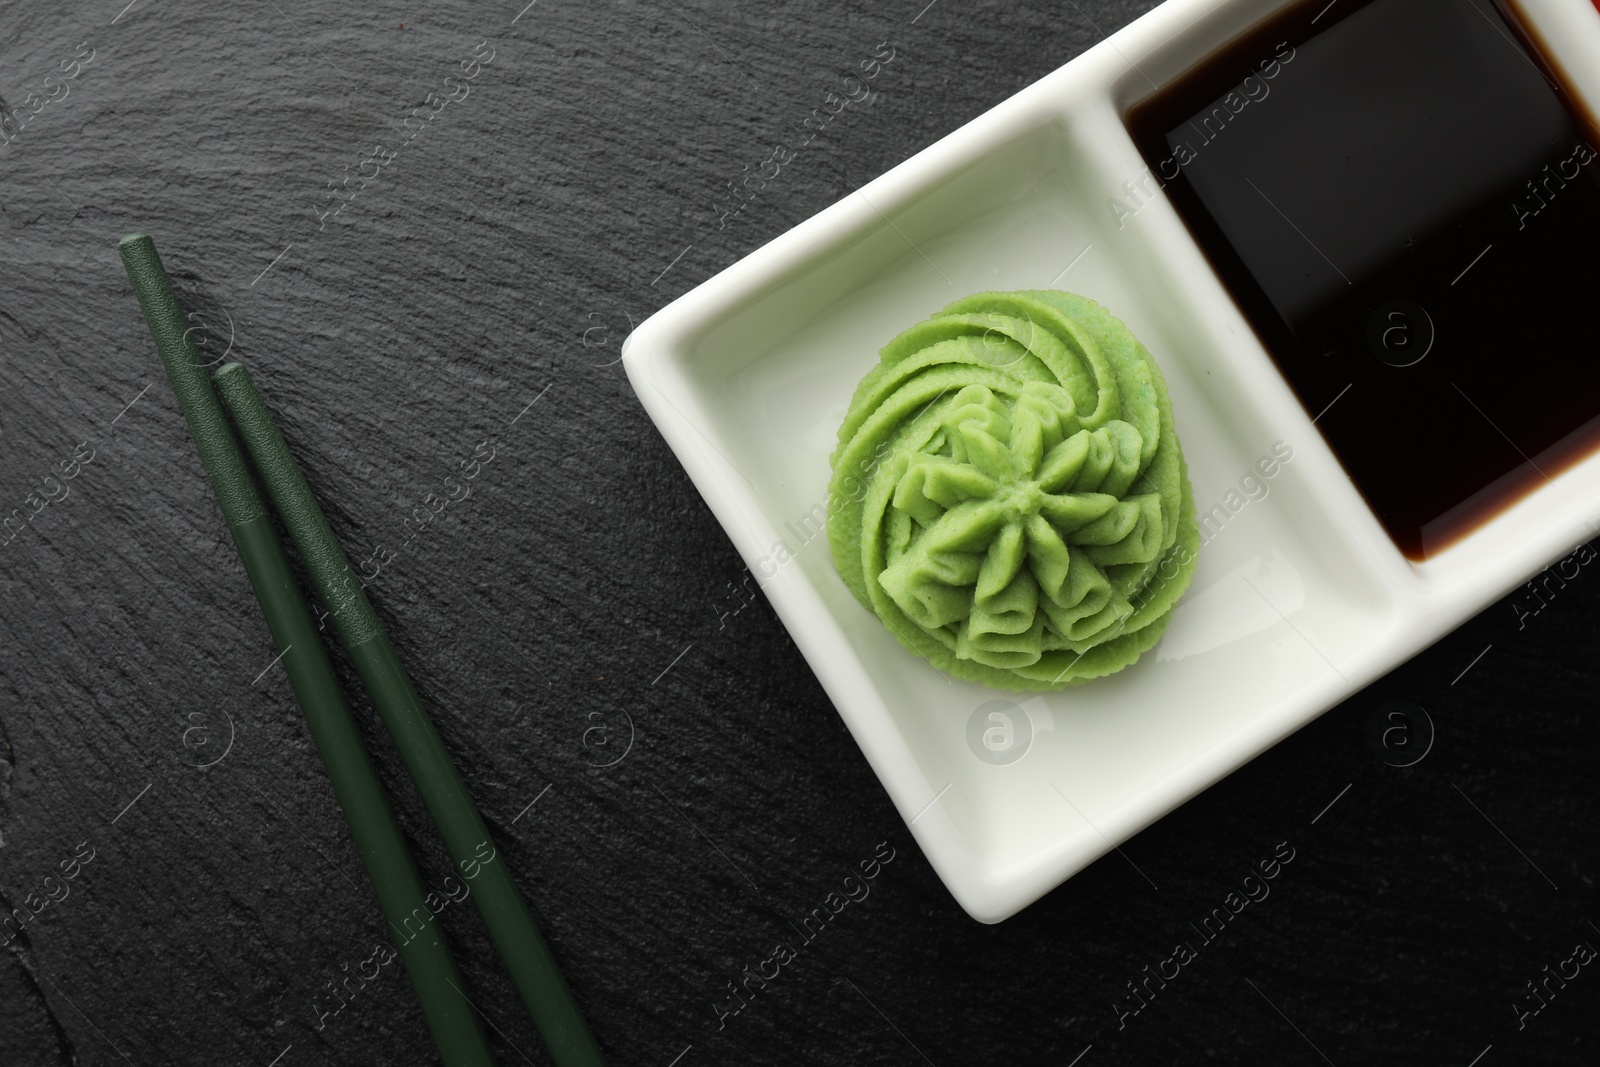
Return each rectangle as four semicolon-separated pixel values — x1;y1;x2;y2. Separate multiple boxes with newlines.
117;234;500;1067
212;367;607;1066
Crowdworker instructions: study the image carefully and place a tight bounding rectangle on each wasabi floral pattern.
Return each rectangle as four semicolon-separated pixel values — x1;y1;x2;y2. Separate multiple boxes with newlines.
827;290;1199;689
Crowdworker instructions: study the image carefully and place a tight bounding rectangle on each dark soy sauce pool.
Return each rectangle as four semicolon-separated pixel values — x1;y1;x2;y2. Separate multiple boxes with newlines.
1127;0;1600;560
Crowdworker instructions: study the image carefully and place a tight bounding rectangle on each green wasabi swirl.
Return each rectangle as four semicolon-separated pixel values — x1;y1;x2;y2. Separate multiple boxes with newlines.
827;290;1199;690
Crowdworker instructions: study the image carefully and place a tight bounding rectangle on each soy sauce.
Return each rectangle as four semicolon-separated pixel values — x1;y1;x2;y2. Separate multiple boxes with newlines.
1127;0;1600;560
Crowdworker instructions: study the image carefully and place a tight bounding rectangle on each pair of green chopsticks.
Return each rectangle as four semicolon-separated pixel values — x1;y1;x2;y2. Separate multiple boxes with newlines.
118;234;605;1067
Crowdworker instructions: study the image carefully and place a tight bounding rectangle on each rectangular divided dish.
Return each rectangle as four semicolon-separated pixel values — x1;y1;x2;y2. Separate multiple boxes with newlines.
622;0;1600;921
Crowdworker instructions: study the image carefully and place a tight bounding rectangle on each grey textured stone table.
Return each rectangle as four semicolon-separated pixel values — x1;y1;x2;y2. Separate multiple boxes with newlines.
1;1;1595;1064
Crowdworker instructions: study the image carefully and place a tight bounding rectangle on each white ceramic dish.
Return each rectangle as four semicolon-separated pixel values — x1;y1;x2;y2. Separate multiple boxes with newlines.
622;0;1600;922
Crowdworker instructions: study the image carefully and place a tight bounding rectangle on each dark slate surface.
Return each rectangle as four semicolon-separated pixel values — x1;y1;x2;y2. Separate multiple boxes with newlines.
1;1;1596;1064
